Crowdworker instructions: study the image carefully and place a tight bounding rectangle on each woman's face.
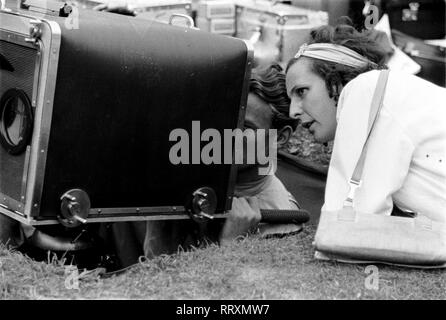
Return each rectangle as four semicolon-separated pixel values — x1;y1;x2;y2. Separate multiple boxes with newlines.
286;57;338;143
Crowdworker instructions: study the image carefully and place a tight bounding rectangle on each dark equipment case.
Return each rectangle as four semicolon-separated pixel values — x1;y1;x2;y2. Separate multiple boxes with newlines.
392;29;446;87
384;0;445;40
0;0;253;227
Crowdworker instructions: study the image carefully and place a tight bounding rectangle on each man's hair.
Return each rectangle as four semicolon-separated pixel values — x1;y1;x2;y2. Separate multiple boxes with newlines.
286;17;387;102
250;63;298;131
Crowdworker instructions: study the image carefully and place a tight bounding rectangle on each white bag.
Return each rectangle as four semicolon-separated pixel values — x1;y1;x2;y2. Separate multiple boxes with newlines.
315;207;446;267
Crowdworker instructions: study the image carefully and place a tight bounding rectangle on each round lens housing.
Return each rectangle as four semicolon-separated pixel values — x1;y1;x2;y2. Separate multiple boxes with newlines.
0;88;33;155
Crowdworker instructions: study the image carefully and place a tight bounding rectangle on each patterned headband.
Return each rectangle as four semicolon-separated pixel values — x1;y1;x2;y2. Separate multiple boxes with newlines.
294;43;377;69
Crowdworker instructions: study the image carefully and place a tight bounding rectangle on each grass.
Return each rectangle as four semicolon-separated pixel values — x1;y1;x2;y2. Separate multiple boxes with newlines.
285;125;333;166
1;224;445;300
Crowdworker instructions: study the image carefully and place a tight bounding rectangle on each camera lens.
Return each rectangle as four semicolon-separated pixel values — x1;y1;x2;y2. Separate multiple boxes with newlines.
0;88;33;155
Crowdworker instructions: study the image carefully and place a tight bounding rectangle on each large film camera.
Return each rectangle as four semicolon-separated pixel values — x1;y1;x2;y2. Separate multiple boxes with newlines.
0;0;252;228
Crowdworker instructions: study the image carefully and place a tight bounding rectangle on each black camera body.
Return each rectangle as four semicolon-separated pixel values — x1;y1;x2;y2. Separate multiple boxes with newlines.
0;0;252;227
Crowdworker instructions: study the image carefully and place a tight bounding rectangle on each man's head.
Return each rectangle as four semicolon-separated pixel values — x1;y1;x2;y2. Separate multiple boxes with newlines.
248;63;298;143
238;63;298;173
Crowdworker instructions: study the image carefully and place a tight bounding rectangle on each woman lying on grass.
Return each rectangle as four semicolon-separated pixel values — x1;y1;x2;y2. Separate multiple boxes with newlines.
285;19;446;221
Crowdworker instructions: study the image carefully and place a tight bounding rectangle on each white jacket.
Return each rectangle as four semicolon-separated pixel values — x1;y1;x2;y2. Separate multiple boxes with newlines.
323;70;446;222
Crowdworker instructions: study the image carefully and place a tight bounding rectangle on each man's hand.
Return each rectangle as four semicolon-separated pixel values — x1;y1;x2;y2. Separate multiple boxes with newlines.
220;197;262;245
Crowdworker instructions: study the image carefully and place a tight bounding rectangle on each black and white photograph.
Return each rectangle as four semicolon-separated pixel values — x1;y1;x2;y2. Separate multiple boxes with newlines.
0;0;445;302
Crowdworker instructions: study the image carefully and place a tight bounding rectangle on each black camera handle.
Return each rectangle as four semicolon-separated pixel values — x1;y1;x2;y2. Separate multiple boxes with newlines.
260;209;310;224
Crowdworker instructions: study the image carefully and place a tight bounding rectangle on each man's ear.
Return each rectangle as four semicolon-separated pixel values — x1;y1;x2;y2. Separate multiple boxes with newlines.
277;125;293;147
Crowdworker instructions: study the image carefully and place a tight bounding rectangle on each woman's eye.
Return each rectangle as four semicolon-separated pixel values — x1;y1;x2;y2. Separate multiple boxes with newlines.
296;88;307;97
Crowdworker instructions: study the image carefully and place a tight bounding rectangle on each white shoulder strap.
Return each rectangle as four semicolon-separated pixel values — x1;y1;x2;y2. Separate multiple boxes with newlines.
344;70;390;207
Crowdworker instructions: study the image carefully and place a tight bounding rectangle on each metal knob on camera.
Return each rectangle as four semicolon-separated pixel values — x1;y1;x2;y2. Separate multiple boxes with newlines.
186;187;217;223
59;189;90;228
25;19;43;44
